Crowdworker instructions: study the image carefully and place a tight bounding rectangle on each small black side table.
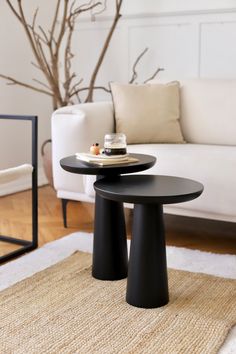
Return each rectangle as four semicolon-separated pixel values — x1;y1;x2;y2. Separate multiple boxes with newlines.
60;154;156;281
94;174;204;308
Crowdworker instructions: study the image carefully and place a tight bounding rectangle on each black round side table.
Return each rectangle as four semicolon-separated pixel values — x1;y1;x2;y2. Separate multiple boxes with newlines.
60;154;156;281
94;174;204;308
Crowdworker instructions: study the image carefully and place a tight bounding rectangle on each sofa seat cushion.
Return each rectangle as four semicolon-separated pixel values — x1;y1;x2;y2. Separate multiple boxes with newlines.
125;144;236;218
84;144;236;220
70;143;236;220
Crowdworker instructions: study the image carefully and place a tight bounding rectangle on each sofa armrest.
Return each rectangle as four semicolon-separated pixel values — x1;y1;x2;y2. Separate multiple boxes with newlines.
51;101;114;192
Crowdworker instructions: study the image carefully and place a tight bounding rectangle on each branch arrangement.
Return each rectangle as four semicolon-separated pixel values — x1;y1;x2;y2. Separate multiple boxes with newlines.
1;0;123;109
1;0;163;110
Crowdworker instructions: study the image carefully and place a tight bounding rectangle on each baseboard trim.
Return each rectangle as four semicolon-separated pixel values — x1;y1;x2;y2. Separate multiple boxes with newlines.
0;167;48;197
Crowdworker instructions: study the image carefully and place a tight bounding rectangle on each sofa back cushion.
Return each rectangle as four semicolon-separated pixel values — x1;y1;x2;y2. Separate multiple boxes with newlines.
110;81;185;144
180;79;236;145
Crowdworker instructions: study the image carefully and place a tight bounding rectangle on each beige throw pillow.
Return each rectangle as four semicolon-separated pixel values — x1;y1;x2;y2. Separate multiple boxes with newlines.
110;82;185;144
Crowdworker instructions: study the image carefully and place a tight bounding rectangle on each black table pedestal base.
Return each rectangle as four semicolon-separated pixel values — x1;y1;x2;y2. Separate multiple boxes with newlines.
126;203;169;308
92;193;128;280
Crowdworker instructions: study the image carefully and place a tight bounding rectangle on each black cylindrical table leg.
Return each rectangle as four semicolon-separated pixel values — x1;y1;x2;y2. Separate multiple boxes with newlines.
126;203;169;308
92;192;128;280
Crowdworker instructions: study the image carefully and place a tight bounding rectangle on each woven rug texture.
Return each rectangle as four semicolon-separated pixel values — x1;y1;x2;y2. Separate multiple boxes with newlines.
1;251;236;354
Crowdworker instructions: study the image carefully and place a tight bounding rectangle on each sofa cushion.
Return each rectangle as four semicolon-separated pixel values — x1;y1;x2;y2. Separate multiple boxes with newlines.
110;82;185;144
126;143;236;219
82;143;236;220
179;79;236;145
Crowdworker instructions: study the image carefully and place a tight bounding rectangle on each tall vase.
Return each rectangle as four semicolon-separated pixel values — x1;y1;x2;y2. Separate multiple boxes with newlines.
41;139;54;188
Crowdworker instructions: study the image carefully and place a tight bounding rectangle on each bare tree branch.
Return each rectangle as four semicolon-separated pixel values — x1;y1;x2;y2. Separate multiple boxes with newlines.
91;0;107;20
0;74;53;96
129;47;163;84
54;0;69;57
32;7;39;30
35;39;54;84
143;68;164;83
38;26;50;45
11;0;56;95
73;0;102;15
69;78;84;97
70;85;111;99
31;61;44;72
129;47;148;84
33;78;52;91
50;0;61;44
85;0;123;102
4;0;107;109
5;0;21;21
3;1;162;110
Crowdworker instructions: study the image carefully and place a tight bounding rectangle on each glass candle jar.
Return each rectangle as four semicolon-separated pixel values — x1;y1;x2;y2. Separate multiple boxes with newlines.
104;133;127;156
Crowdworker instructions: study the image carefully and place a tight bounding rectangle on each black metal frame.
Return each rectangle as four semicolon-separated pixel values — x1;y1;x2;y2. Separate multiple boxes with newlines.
0;114;38;263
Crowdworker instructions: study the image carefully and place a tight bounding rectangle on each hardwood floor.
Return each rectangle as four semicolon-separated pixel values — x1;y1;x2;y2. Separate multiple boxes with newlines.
0;185;236;259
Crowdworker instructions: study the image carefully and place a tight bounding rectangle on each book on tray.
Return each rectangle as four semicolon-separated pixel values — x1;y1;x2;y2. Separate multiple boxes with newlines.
75;153;138;166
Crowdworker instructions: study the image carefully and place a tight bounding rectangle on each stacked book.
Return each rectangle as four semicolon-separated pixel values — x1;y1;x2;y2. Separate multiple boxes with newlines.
75;153;138;166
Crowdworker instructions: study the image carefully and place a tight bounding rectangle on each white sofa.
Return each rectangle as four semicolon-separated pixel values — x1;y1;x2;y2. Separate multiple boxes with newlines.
51;79;236;224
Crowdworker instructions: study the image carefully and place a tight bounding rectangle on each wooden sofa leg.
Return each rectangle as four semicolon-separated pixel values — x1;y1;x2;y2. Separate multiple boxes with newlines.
61;199;69;228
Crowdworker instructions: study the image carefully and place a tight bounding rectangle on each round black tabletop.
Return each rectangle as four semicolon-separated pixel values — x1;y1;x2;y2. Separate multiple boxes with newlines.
94;175;204;205
60;153;156;176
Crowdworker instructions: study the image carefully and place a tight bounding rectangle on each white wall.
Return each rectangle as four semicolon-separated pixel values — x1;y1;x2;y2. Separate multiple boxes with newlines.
1;1;236;193
73;2;236;102
0;1;55;189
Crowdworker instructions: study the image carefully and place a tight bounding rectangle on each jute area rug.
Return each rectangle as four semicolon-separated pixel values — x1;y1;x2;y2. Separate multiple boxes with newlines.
0;232;236;354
